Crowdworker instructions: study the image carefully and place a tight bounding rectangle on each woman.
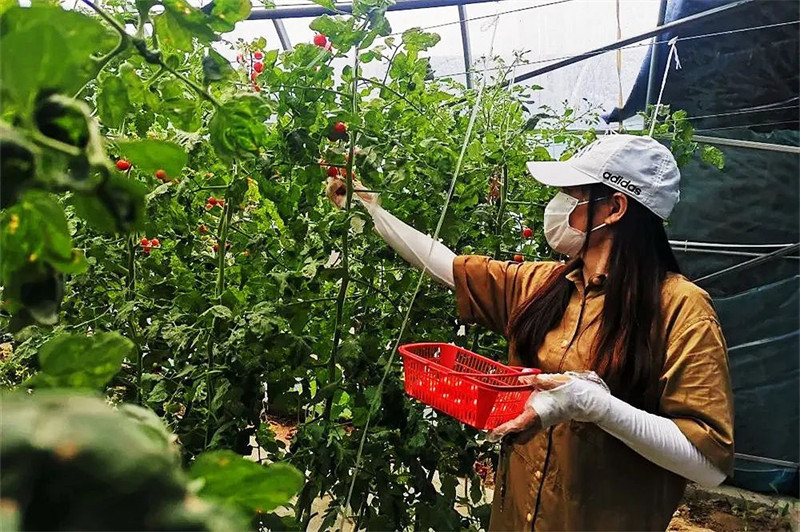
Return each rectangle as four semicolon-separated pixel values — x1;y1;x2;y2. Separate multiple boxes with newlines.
327;134;734;531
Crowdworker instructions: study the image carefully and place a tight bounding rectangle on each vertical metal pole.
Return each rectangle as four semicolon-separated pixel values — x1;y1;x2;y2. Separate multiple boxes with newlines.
457;4;474;89
645;0;669;107
273;19;293;51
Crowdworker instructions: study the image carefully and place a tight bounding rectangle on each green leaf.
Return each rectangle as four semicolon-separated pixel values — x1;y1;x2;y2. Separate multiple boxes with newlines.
152;10;193;52
0;121;38;208
0;190;76;281
190;450;303;513
117;139;188;179
118;63;146;105
26;332;134;389
309;0;335;11
209;95;270;160
208;0;252;32
97;76;131;129
202;305;232;320
2;264;64;330
153;0;216;52
700;145;725;170
202;49;235;84
402;28;441;53
71;174;147;234
0;6;116;112
309;15;361;50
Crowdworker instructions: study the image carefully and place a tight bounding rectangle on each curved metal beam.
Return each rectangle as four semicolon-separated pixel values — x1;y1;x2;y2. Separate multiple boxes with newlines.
247;0;502;20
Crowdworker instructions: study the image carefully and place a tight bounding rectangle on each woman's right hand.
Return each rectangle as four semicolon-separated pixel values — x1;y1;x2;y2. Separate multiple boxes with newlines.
325;175;379;211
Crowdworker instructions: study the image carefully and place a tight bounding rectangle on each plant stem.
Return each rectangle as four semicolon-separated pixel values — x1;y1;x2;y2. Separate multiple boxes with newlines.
30;131;82;157
124;235;143;403
204;173;235;449
493;165;509;257
357;76;426;117
322;51;360;422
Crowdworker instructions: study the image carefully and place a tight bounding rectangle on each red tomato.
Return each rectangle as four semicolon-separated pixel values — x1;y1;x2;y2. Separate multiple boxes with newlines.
313;34;328;47
155;169;168;181
198;225;208;234
116;159;131;171
207;197;218;206
522;227;533;238
254;51;264;60
213;242;219;252
253;61;264;73
250;71;259;81
513;254;524;262
333;122;347;135
326;166;340;177
141;237;150;247
150;238;160;248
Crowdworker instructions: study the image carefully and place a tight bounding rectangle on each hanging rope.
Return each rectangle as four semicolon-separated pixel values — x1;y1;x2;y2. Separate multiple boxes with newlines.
649;36;681;137
336;14;502;532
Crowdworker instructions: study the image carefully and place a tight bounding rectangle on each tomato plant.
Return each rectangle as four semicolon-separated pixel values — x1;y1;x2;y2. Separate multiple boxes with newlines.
0;0;714;528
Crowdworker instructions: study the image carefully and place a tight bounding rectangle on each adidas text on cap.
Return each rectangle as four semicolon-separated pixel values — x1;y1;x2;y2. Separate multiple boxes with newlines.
526;134;681;219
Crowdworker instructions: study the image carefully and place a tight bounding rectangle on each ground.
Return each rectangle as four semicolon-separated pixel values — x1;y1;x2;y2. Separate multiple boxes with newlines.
669;496;794;532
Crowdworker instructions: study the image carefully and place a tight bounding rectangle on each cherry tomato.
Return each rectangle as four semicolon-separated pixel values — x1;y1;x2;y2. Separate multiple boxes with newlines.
313;34;328;47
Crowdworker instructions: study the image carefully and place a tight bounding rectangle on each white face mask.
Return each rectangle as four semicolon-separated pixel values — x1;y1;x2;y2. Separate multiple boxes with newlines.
544;192;607;257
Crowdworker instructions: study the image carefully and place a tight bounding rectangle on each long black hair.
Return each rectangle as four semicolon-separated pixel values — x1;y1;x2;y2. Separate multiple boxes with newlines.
507;183;681;408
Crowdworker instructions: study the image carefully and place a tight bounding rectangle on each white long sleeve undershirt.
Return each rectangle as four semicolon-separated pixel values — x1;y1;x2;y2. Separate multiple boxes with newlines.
363;202;726;487
366;202;456;289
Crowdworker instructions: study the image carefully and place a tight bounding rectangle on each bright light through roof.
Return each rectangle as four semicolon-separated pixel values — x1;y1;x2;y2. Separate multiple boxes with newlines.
215;0;659;120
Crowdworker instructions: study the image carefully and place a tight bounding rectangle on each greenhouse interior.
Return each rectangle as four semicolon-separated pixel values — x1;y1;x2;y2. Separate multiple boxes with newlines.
0;0;798;530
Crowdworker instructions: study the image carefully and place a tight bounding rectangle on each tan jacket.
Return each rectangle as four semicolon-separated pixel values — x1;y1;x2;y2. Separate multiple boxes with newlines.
453;256;734;531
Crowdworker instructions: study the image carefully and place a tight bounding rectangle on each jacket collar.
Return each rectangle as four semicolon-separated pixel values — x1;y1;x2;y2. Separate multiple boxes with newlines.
565;263;607;293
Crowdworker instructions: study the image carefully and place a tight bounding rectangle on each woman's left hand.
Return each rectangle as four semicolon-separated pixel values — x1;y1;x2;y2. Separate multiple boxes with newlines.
488;371;611;442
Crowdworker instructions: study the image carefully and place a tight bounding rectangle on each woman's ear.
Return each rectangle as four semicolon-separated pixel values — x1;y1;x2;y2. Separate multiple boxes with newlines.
604;192;628;225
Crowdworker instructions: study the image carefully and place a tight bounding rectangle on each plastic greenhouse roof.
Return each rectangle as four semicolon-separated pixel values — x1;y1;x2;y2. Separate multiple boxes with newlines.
208;0;661;122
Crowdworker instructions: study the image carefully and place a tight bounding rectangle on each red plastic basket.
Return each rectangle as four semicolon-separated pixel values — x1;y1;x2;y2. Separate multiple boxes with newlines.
399;342;540;430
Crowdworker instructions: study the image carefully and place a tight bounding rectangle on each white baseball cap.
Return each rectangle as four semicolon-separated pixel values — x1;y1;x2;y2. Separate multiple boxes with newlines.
526;134;681;219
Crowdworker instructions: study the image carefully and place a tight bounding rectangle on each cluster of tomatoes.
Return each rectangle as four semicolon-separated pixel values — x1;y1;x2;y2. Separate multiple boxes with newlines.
205;196;225;211
239;34;330;92
237;50;266;92
140;237;160;255
513;227;534;262
115;159;171;183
